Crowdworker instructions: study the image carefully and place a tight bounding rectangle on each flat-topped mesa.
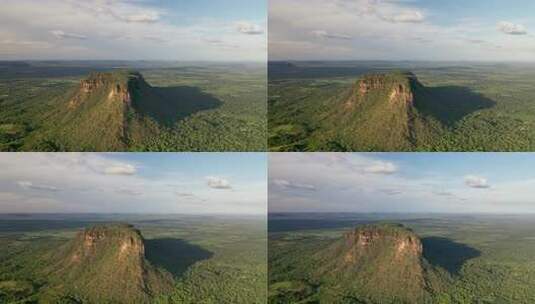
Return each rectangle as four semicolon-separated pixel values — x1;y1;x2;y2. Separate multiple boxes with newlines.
349;71;418;108
69;71;148;108
52;223;173;303
80;75;106;93
71;223;145;263
342;223;423;264
358;74;389;95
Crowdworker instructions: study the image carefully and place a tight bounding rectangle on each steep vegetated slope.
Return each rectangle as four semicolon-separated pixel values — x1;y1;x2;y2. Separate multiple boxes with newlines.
315;72;443;151
22;70;220;151
0;63;267;151
42;224;173;303
269;223;448;303
0;217;267;304
269;70;497;151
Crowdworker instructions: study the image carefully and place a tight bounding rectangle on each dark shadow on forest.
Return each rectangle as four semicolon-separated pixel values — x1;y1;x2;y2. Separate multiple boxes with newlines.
422;237;481;275
133;85;222;125
145;238;213;278
414;85;496;126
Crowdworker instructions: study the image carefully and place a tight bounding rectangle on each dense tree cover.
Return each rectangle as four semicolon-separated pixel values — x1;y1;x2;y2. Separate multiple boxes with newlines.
269;214;535;303
269;62;535;152
0;215;267;303
0;62;266;151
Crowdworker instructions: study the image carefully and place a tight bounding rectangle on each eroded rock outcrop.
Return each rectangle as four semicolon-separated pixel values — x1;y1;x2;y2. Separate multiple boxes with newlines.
345;72;418;109
342;224;423;264
314;223;430;303
69;224;145;263
68;71;147;108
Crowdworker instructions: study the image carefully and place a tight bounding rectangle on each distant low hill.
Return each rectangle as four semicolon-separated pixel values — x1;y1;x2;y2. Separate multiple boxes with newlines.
269;70;497;151
43;224;173;303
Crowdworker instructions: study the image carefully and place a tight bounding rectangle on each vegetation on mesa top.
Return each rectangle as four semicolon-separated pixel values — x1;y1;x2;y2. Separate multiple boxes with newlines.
268;63;535;151
270;213;535;303
0;62;266;151
0;216;267;304
269;223;452;304
45;223;173;303
21;70;221;151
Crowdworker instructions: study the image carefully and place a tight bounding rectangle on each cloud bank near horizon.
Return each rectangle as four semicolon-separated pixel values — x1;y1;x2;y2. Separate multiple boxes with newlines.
269;153;535;214
269;0;535;61
0;153;266;214
0;0;266;61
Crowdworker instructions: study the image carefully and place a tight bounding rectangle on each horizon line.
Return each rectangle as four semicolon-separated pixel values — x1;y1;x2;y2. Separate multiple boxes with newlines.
0;59;267;63
0;212;266;216
268;211;535;215
268;59;535;63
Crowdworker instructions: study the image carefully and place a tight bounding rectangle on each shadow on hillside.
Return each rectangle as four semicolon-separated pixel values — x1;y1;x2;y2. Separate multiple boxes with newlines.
422;237;480;275
134;85;222;125
415;85;496;126
145;238;213;278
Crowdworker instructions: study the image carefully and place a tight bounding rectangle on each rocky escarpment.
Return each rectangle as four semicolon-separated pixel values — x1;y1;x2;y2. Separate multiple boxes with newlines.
342;223;423;264
68;71;147;109
314;223;431;303
68;224;145;263
49;224;173;303
318;70;444;151
345;72;417;109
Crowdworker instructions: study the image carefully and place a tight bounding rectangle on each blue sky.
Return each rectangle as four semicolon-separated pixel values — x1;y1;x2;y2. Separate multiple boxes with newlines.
269;153;535;214
0;0;266;61
111;153;264;181
269;0;535;61
0;153;266;214
154;0;266;23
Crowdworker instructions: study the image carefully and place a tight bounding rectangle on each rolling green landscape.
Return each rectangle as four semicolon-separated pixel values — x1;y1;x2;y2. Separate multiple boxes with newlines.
0;214;267;303
0;61;266;151
269;213;535;303
268;61;535;151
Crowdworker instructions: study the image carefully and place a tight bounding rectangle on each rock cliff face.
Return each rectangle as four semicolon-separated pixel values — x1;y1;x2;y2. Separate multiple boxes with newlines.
320;71;442;151
68;71;147;108
342;224;423;264
358;75;386;95
315;223;430;303
69;224;145;263
389;83;414;105
346;72;417;109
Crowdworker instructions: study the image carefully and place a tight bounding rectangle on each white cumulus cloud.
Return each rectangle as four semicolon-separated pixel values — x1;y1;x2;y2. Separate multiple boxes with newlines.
497;21;527;35
50;30;87;40
364;161;398;174
104;164;137;175
17;181;60;192
380;11;425;23
272;179;316;191
206;176;232;189
464;175;490;189
236;22;264;35
119;12;160;23
311;30;352;40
